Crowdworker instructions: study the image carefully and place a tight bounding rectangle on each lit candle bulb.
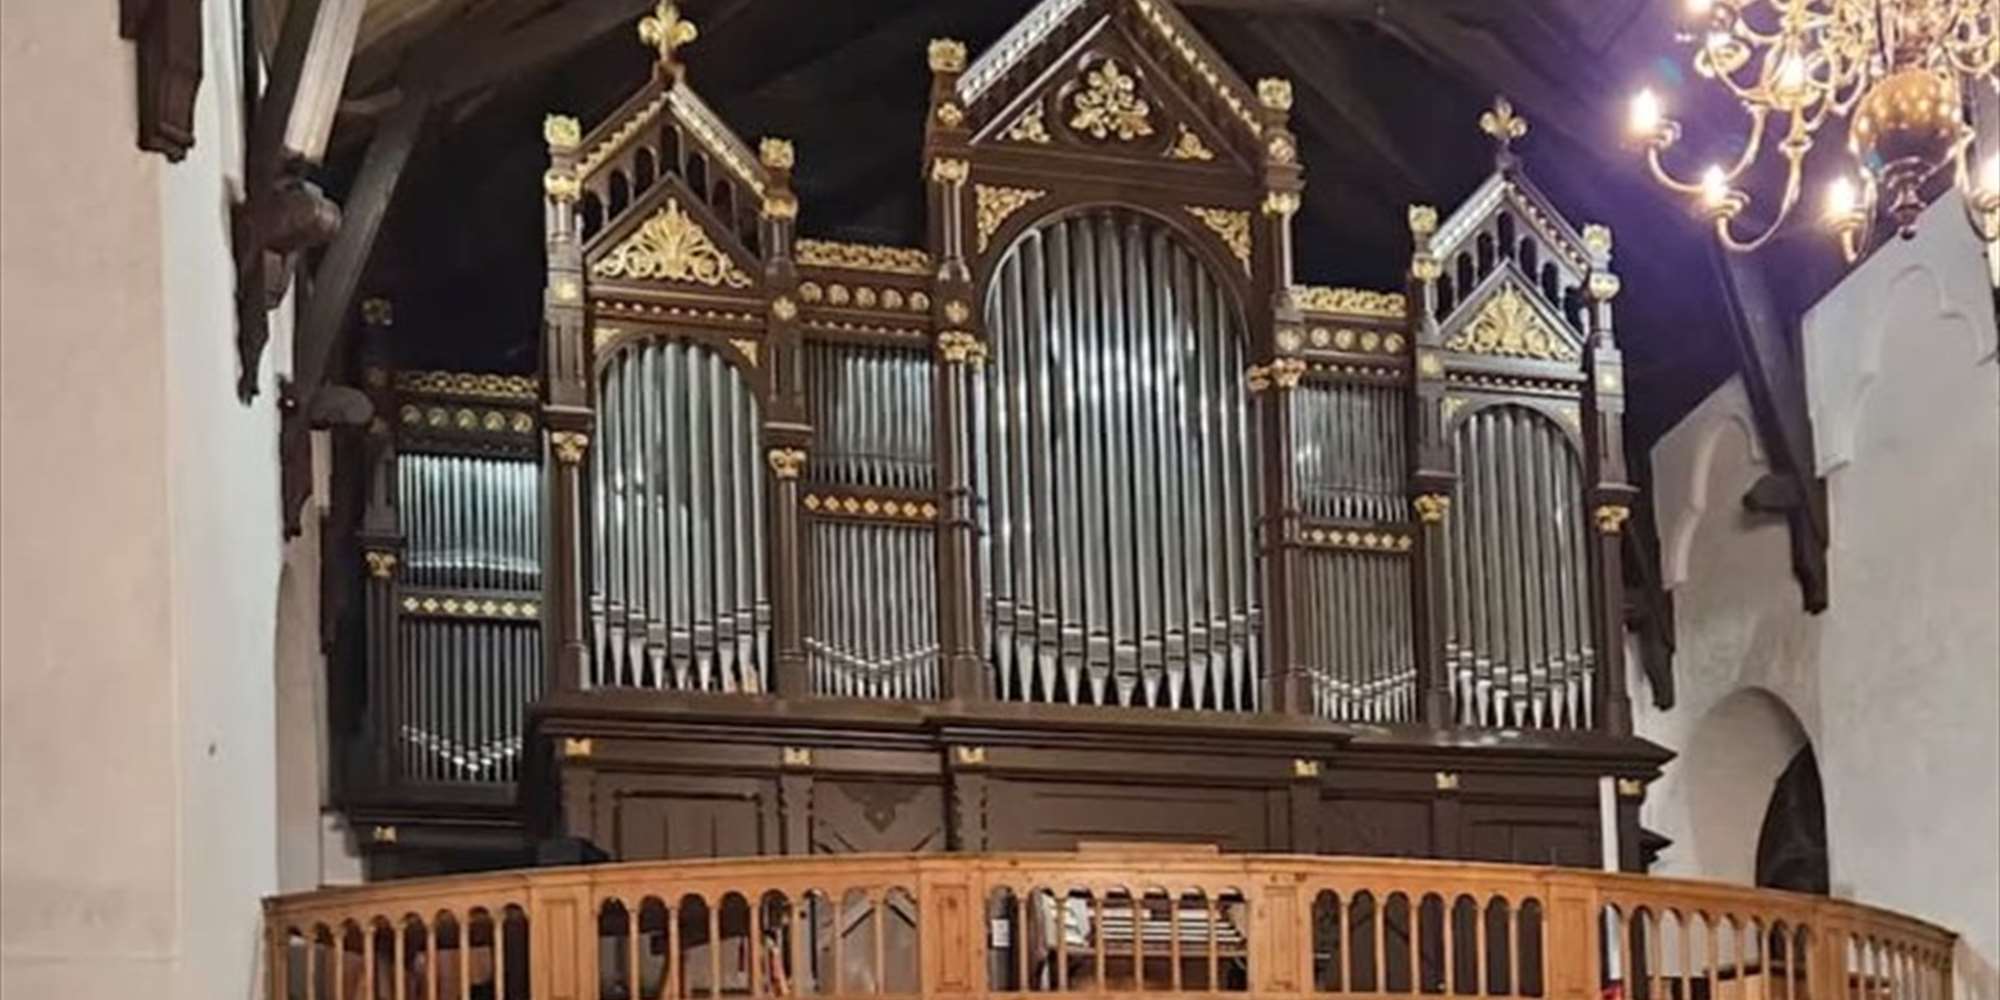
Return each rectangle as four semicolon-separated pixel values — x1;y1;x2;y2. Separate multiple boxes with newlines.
1686;0;1713;14
1701;165;1731;208
1824;176;1858;221
1629;89;1662;135
1775;53;1807;98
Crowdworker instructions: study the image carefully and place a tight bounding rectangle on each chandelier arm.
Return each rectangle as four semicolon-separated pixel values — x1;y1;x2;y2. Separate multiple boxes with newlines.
1712;143;1809;253
1956;149;2000;243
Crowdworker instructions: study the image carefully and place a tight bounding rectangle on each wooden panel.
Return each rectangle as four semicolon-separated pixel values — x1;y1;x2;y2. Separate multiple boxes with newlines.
987;780;1273;851
1322;795;1433;857
1462;802;1597;866
812;780;946;854
598;773;772;860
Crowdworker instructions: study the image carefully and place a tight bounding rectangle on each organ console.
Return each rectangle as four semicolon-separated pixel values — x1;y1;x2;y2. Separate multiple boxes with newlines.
332;0;1666;875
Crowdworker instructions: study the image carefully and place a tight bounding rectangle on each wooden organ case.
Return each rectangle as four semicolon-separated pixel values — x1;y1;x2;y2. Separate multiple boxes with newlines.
336;0;1669;876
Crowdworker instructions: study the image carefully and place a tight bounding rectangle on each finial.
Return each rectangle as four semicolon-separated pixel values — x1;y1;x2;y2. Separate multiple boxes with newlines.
1256;78;1293;113
543;114;580;152
638;1;698;70
759;138;795;170
1479;95;1528;162
928;38;967;74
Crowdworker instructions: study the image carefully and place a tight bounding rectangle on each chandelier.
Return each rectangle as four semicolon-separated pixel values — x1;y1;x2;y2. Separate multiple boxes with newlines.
1626;0;1998;261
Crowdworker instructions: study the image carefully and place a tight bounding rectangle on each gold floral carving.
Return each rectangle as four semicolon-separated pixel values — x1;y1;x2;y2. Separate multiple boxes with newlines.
794;239;931;275
1005;103;1052;144
591;200;752;288
549;431;590;464
638;1;697;64
1167;124;1215;161
1446;287;1578;362
1183;206;1251;273
1589;272;1622;301
928;38;967;73
394;370;539;401
1305;325;1405;355
1595;504;1632;535
575;91;669;178
1067;58;1153;141
1412;493;1452;524
1292;285;1406;318
364;550;399;579
758;137;794;169
975;184;1047;252
1617;778;1646;798
767;447;807;479
944;300;970;324
1245;357;1306;392
802;493;940;522
1479;95;1528;149
729;338;760;367
771;297;797;321
1257;77;1293;112
543;114;581;151
1266;133;1296;165
935;102;965;127
937;332;988;366
954;746;987;766
930;157;969;183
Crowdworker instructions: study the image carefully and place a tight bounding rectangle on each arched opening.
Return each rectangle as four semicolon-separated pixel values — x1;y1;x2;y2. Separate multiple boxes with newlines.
1756;747;1829;894
1681;688;1817;884
977;206;1260;712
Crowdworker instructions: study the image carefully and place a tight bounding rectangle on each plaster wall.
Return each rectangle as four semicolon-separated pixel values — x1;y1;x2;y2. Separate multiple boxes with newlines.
1639;196;1999;995
1;0;335;995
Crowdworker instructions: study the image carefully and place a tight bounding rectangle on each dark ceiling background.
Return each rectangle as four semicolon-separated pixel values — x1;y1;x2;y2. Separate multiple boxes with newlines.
331;0;1795;453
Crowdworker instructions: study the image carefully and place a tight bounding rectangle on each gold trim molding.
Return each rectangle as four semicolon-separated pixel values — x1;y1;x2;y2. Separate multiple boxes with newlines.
402;594;542;620
1302;527;1414;553
393;370;540;402
803;493;940;522
975;184;1047;252
795;239;932;275
592;200;753;288
1293;285;1406;319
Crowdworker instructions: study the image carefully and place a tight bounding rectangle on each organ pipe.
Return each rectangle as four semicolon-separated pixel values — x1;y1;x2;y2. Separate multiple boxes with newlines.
589;337;770;693
978;208;1260;712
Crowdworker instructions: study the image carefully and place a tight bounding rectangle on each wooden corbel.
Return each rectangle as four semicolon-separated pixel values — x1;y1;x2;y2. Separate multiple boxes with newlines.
121;0;203;161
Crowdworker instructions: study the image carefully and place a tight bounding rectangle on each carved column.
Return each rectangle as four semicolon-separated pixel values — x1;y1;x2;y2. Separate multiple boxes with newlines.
924;39;988;701
541;114;593;692
1405;205;1456;729
356;299;402;789
1581;224;1636;735
758;137;810;699
1252;79;1307;715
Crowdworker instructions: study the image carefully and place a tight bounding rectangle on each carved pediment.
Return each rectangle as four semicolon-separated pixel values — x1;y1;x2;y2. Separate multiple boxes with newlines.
1444;281;1581;364
590;197;753;289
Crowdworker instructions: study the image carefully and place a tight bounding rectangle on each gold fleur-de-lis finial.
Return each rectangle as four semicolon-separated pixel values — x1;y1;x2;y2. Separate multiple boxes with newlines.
1479;95;1528;155
638;1;698;69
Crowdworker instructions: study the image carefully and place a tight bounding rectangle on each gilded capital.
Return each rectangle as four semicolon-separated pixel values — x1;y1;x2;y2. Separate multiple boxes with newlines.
1262;189;1301;217
1256;77;1293;112
1408;204;1439;239
549;430;590;464
543;114;581;152
938;331;988;366
1594;503;1632;535
364;550;399;579
758;137;795;170
761;192;798;220
543;168;581;203
1588;271;1622;301
768;447;807;479
1583;223;1613;256
928;38;967;74
1412;493;1451;524
930;157;969;184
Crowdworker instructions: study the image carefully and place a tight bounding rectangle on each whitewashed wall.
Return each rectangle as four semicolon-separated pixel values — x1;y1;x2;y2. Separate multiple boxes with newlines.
1640;197;1999;997
1;0;337;995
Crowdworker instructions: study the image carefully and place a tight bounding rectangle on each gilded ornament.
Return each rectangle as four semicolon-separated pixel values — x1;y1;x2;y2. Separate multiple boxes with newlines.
1292;758;1321;778
1006;103;1052;144
1412;493;1451;524
760;192;798;220
372;825;398;844
909;291;930;311
637;1;697;64
771;297;798;321
793;239;932;275
549;430;590;464
590;200;752;288
1588;272;1622;301
664;89;766;196
552;277;579;303
798;281;824;302
927;38;967;74
1275;327;1303;352
944;299;970;324
1478;95;1528;149
1408;204;1439;239
1411;254;1443;282
1582;223;1613;256
1595;504;1632;535
1617;778;1647;798
1599;369;1621;392
543;114;581;151
1266;133;1296;165
543;168;580;202
954;746;987;766
935;102;965;128
1256;77;1293;112
1183;206;1251;273
361;297;394;326
930;157;969;184
975;184;1047;252
1067;58;1153;141
1435;771;1461;791
938;331;988;366
767;447;807;479
562;737;594;759
827;284;850;306
881;289;904;310
782;746;814;767
1167;124;1215;161
758;137;795;170
1292;285;1405;319
575;91;668;179
853;287;877;308
364;550;399;579
1262;190;1300;216
1446;287;1578;362
1333;328;1355;350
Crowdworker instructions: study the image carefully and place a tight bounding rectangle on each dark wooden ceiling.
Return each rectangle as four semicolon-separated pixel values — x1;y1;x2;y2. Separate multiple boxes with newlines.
331;0;1767;452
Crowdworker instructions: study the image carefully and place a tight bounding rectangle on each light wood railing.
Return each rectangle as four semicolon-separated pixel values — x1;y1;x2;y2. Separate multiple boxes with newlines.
264;849;1956;1000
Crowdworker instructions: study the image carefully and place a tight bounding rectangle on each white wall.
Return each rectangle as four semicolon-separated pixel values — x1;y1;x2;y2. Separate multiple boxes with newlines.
1;0;330;995
1641;197;1999;996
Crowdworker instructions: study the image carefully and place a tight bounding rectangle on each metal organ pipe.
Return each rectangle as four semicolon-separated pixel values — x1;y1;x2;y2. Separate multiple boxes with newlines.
589;337;769;694
978;208;1260;712
800;341;940;699
1442;404;1593;730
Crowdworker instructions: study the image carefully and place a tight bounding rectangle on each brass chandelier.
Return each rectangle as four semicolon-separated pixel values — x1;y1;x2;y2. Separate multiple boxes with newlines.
1626;0;1998;261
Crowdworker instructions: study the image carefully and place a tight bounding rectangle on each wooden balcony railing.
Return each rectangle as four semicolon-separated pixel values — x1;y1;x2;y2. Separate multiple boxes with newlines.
264;849;1955;1000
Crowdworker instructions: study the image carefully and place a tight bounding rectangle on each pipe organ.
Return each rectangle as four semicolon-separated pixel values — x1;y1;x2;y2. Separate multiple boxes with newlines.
334;1;1663;873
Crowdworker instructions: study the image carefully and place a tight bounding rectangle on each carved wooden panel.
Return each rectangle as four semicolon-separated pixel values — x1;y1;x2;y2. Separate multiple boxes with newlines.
597;773;774;860
1321;796;1432;857
986;780;1273;851
1461;803;1596;866
811;780;945;855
